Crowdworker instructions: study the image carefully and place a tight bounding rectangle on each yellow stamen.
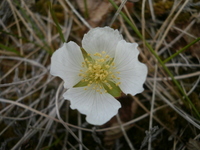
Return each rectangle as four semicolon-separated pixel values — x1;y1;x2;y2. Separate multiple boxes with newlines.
79;52;121;93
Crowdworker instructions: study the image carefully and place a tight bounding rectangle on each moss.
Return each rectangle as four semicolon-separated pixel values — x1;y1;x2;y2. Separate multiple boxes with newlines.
153;1;174;16
34;1;64;23
175;12;191;24
133;0;174;21
156;107;178;130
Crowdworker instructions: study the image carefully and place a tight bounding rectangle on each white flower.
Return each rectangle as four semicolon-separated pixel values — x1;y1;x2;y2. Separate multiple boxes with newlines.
50;27;147;125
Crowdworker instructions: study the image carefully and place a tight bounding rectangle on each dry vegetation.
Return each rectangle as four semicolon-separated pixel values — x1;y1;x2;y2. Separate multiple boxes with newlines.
0;0;200;149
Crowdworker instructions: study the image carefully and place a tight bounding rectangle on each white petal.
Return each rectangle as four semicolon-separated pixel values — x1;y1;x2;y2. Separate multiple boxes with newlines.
63;87;121;125
50;42;85;88
82;27;123;57
113;40;148;95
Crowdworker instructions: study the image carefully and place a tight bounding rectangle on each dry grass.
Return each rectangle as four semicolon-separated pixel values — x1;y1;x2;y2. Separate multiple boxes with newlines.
0;0;200;149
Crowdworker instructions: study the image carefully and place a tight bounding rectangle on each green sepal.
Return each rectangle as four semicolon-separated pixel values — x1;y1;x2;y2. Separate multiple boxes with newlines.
81;47;92;61
81;47;88;58
103;81;122;97
73;80;88;88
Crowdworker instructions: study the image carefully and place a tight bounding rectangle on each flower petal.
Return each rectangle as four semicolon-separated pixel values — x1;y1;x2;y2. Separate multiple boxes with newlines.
63;87;121;125
50;42;85;88
113;40;147;95
82;27;123;58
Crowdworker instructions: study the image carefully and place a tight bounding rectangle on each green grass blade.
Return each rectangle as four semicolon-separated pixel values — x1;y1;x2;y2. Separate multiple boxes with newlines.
84;0;89;18
49;2;65;43
0;44;20;56
163;37;200;63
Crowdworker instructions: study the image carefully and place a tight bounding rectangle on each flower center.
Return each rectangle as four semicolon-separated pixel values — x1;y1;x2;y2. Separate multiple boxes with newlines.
79;51;121;94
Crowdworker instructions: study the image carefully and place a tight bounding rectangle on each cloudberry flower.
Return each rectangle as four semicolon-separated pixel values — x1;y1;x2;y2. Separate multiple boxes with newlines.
50;27;147;125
